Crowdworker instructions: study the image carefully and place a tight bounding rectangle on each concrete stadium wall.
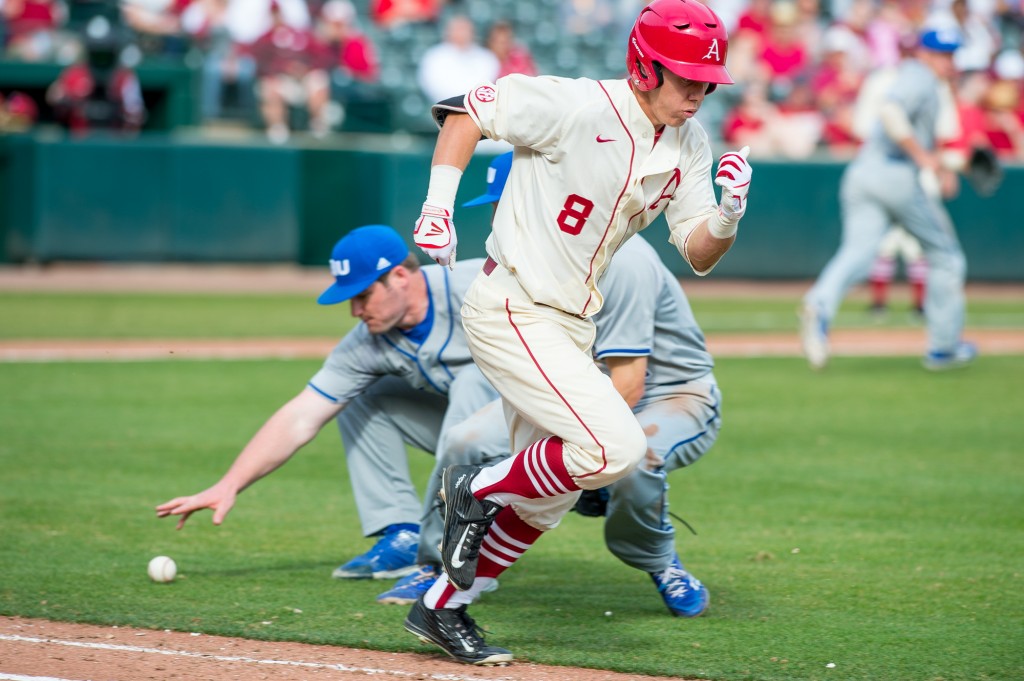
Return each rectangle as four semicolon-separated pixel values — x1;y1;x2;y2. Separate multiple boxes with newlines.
1;133;1020;280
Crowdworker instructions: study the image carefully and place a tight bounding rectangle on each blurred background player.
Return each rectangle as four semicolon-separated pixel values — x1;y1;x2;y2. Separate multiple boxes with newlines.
380;152;721;621
800;27;976;372
405;0;751;665
155;225;499;587
848;33;959;319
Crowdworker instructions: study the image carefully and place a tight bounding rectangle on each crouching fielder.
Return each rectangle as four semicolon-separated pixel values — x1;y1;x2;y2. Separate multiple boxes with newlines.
404;0;752;665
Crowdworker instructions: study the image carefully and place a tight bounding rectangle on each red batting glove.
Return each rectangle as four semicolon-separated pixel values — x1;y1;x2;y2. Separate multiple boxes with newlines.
413;203;458;269
714;146;752;221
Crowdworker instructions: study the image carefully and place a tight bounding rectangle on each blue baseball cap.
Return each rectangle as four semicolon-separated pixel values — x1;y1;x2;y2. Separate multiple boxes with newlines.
919;28;962;53
317;224;410;305
462;152;513;207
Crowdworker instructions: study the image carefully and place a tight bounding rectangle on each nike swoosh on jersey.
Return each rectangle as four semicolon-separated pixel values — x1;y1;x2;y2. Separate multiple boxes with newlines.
596;135;615;143
450;525;471;568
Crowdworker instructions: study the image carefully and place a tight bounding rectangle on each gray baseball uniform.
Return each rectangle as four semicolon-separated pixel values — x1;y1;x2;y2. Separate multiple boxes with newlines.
805;58;967;353
422;236;722;572
307;259;499;537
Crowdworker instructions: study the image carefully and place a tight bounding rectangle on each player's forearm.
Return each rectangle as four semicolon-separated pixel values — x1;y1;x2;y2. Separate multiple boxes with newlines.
219;397;333;493
685;220;736;274
218;429;307;493
880;102;937;171
431;113;481;172
899;136;938;173
604;356;647;409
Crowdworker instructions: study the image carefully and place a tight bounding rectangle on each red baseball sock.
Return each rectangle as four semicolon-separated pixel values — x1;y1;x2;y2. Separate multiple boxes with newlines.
473;437;580;500
870;279;889;307
476;506;543;579
869;255;894;307
909;258;927;310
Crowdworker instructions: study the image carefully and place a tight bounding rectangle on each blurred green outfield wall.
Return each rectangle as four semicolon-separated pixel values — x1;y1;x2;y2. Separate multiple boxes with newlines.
1;134;1021;280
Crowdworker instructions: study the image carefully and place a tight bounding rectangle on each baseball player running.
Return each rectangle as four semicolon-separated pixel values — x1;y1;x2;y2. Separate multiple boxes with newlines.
801;27;976;371
155;225;499;589
384;153;723;622
403;0;751;665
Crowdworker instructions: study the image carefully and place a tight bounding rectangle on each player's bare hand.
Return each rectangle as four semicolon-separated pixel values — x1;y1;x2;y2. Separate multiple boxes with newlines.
714;146;752;220
939;168;959;200
156;485;237;530
413;203;458;269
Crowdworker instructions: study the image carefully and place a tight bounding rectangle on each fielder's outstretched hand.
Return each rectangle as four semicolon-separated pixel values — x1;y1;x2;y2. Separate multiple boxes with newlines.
156;482;238;530
413;202;458;269
714;146;752;221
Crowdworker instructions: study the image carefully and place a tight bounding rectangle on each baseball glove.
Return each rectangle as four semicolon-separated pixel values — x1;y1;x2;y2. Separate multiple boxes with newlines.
964;145;1003;198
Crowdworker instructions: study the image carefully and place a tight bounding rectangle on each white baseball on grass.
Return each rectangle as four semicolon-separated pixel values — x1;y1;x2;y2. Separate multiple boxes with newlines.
148;555;177;583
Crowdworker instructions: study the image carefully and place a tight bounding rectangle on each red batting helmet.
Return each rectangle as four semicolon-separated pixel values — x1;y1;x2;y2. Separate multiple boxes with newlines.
627;0;734;94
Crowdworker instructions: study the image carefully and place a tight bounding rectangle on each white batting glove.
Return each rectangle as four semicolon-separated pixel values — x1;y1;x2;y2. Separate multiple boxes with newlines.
413;203;458;269
714;145;752;222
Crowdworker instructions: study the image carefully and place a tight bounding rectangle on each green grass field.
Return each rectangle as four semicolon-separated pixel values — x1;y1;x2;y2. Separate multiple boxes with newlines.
3;290;1023;338
1;291;1022;681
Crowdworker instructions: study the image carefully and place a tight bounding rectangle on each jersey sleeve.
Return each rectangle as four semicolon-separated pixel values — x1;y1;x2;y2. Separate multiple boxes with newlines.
465;74;578;155
306;327;383;406
593;248;658;360
431;94;468;129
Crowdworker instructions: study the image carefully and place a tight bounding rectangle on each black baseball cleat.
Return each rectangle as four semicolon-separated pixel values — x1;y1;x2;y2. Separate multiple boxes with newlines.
439;464;501;590
404;596;513;666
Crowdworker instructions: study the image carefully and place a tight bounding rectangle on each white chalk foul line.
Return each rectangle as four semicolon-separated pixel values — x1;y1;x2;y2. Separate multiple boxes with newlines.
0;634;506;681
1;674;80;681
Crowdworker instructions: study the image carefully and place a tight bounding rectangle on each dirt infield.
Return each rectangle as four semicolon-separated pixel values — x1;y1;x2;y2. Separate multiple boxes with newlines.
0;617;689;681
3;327;1024;362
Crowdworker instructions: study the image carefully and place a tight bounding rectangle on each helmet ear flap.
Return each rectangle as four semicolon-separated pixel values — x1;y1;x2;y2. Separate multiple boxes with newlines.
632;57;665;91
652;61;664;89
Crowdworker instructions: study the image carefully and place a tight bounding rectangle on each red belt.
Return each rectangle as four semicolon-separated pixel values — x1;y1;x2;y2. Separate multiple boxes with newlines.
483;256;497;276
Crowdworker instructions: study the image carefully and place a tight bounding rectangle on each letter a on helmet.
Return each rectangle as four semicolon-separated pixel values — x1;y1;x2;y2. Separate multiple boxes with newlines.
627;0;734;93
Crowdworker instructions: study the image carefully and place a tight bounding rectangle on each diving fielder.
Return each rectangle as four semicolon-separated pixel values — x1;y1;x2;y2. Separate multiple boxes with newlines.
403;0;752;665
155;226;500;589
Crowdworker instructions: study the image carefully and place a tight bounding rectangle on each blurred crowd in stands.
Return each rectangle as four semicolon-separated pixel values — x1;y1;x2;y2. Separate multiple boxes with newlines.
0;0;1022;159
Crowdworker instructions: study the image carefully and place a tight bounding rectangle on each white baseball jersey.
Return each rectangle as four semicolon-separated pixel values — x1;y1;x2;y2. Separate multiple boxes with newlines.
464;75;719;318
